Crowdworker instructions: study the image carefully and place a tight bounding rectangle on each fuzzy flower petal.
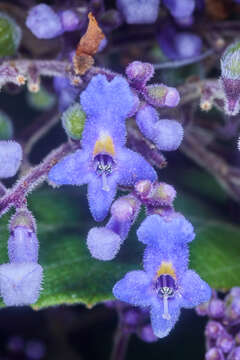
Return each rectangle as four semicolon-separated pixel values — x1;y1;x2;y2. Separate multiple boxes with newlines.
117;0;160;24
163;0;195;19
87;227;121;261
117;148;157;186
8;226;39;263
48;150;91;186
150;298;181;338
88;175;118;221
0;141;22;178
137;214;195;248
180;270;211;308
0;263;43;306
113;270;153;307
80;74;134;121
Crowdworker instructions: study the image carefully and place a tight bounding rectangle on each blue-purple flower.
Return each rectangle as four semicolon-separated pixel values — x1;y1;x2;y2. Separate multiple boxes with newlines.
113;214;211;338
0;141;22;178
49;75;157;221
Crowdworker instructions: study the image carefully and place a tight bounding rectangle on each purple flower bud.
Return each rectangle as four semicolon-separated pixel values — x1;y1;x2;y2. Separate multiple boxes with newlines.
123;308;141;326
208;299;225;319
228;347;240;360
0;141;22;178
163;0;195;20
87;227;122;261
136;104;183;151
8;226;39;263
143;84;180;108
205;348;225;360
225;296;240;322
126;61;154;90
205;321;224;340
216;332;235;354
59;10;80;32
111;195;140;222
0;263;43;306
26;4;64;39
134;180;153;199
117;0;160;24
138;324;158;343
235;332;240;345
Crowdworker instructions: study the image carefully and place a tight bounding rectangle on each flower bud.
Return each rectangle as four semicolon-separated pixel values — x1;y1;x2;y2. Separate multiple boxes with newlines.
61;103;86;140
59;10;80;32
111;195;140;222
117;0;160;24
126;61;154;90
205;347;224;360
0;263;43;306
0;141;22;178
216;331;235;354
196;301;209;316
220;42;240;115
138;324;158;343
205;321;224;340
134;180;153;199
208;299;225;319
0;110;13;140
87;227;122;261
143;84;180;108
0;12;22;56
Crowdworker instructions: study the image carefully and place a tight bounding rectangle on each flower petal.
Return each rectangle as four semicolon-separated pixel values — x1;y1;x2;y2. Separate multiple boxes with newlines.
48;149;90;186
80;74;134;122
113;270;152;307
180;270;211;308
137;214;195;247
88;175;117;221
0;141;22;178
117;148;157;186
150;297;181;338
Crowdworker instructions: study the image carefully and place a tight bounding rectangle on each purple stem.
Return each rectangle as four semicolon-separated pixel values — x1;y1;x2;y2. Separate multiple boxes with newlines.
0;142;77;216
110;326;131;360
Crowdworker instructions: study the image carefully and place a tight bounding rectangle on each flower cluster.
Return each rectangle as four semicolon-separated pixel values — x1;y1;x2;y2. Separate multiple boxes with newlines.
197;289;240;360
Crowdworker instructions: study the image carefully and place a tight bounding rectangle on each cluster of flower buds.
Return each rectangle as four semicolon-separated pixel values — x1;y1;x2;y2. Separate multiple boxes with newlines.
0;208;42;306
197;289;240;360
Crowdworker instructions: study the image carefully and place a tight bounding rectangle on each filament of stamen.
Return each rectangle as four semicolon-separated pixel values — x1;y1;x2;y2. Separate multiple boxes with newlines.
101;171;110;192
162;294;171;320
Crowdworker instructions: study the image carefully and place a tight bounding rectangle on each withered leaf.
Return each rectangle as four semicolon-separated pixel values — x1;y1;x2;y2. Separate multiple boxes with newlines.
73;12;105;75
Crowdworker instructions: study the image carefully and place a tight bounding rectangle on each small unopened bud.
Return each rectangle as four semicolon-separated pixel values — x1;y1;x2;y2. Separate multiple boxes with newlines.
208;299;225;319
143;84;180;108
138;325;158;343
62;103;86;140
151;183;176;207
205;347;224;360
0;141;22;178
228;347;240;360
59;10;80;32
134;180;153;199
117;0;160;24
0;12;22;56
27;86;56;111
111;195;140;222
216;331;235;354
126;61;154;90
196;301;209;316
220;41;240;115
205;320;224;340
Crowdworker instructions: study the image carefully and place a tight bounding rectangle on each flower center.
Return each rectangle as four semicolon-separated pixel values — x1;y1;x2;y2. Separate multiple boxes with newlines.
155;274;177;321
94;154;114;192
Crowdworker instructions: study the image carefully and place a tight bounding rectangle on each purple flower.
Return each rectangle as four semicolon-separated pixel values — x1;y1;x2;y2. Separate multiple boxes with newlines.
163;0;196;21
53;77;79;112
0;141;22;178
0;263;43;306
136;104;183;151
137;214;195;248
49;75;157;221
126;61;154;90
158;22;202;60
117;0;160;24
87;227;122;261
113;244;211;337
59;10;80;32
26;4;64;39
206;348;224;360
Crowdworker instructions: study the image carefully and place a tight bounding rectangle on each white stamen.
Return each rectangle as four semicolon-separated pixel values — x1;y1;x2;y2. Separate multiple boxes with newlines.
101;171;110;192
162;294;171;320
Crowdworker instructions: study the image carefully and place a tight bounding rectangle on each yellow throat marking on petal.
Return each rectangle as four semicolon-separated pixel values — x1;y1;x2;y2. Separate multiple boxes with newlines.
157;262;176;280
93;133;115;157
